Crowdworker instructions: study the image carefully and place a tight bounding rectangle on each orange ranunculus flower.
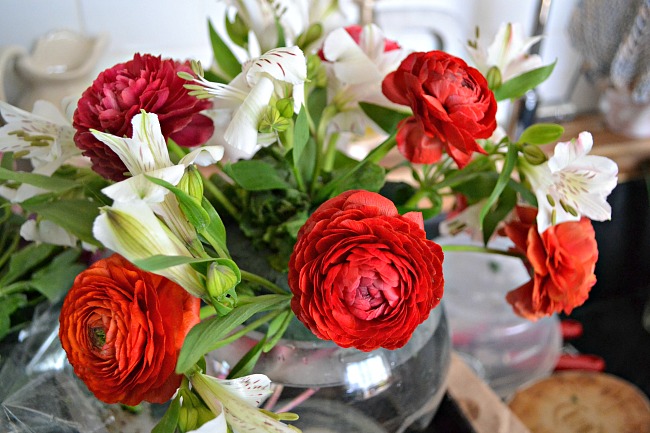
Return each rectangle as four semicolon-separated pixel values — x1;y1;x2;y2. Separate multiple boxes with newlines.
504;206;598;320
59;254;201;406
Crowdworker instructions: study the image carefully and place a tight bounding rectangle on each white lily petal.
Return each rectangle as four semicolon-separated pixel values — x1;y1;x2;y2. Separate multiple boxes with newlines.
323;28;382;85
218;374;272;407
534;190;580;233
187;413;227;433
93;201;205;297
131;112;173;169
292;82;305;113
549;132;593;171
246;46;307;85
20;219;78;247
180;146;225;167
191;373;295;433
224;76;275;157
101;166;186;204
92;112;172;176
359;24;389;61
31;100;70;125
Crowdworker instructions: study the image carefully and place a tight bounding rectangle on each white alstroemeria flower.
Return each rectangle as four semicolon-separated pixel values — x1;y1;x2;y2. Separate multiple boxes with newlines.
439;200;487;241
523;131;618;232
20;219;78;248
467;22;543;82
92;112;223;245
0;100;82;202
323;24;406;110
190;372;297;433
93;200;206;297
198;46;307;159
225;0;346;55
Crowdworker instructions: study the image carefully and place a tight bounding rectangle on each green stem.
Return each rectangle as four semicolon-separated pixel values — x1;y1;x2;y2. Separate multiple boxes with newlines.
0;231;20;270
201;172;239;221
404;188;430;208
0;281;32;297
363;134;396;164
240;270;288;295
321;132;340;174
209;310;283;350
440;244;525;259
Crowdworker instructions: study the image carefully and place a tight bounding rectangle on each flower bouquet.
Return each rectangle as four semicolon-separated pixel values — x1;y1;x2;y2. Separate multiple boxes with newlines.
0;2;619;432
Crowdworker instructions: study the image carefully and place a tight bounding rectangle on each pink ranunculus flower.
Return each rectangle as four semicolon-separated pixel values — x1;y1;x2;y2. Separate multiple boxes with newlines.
73;54;214;181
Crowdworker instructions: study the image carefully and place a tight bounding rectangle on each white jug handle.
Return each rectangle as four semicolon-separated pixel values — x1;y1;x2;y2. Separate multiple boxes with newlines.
0;45;27;103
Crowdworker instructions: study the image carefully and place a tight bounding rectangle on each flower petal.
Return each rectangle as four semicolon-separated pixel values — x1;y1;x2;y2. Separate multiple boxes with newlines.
101;166;186;204
224;76;275;158
180;146;225;167
246;46;307;85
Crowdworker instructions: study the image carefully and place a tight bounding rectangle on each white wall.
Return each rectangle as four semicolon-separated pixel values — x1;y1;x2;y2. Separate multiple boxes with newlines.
0;0;599;112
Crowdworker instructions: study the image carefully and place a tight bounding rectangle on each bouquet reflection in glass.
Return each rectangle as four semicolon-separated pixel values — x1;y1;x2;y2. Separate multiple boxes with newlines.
0;3;618;432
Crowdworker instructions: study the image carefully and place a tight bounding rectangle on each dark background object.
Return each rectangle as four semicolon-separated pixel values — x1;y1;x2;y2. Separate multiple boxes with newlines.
562;176;650;398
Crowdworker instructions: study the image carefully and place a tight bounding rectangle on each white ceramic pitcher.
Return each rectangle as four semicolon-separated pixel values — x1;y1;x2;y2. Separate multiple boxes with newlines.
0;29;108;111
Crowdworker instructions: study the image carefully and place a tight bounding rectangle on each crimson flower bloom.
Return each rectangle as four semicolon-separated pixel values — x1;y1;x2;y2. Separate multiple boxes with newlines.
73;53;214;180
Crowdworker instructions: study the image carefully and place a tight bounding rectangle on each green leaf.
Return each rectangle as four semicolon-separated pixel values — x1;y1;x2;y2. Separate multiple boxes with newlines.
452;172;498;201
263;308;292;352
152;393;181;433
200;197;229;256
30;249;85;302
208;20;242;80
479;143;518;233
329;161;385;197
227;336;267;379
493;61;556;101
224;160;291;191
20;196;101;246
359;102;410;134
224;12;248;48
132;255;216;272
293;105;309;166
518;123;565;145
0;293;27;341
295;137;317;188
307;87;327;128
0;167;80;193
145;175;211;231
482;186;517;244
176;294;291;374
1;153;14;170
1;243;56;286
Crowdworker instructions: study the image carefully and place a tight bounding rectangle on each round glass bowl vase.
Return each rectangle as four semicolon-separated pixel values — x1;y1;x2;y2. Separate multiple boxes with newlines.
437;234;562;398
207;306;451;433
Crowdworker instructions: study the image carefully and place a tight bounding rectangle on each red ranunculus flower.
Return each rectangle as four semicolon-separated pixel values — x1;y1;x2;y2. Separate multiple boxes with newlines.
288;190;444;351
73;53;214;181
382;51;497;167
504;206;598;320
59;254;201;406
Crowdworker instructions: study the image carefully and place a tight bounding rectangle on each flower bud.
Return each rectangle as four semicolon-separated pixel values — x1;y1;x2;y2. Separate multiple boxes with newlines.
307;54;327;87
523;144;548;165
206;259;241;315
93;201;206;297
178;165;204;201
486;66;502;89
259;106;290;133
296;23;323;50
225;12;249;47
276;98;295;119
178;404;199;433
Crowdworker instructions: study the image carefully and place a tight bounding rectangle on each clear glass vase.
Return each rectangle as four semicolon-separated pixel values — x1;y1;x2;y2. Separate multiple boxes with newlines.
207;306;451;433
